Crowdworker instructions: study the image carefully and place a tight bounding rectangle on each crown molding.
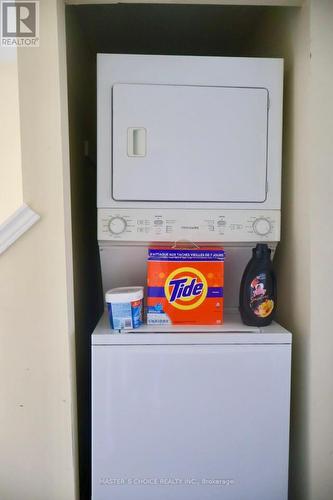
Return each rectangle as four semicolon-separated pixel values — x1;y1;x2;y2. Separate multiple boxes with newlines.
0;203;40;255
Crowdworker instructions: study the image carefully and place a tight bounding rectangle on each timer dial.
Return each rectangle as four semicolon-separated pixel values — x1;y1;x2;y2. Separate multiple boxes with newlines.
253;218;271;236
108;217;127;235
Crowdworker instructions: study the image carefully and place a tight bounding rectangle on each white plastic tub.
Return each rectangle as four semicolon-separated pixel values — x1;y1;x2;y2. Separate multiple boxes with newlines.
105;287;144;330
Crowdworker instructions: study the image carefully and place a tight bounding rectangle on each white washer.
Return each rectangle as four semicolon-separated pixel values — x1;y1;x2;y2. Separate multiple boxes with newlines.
92;311;291;500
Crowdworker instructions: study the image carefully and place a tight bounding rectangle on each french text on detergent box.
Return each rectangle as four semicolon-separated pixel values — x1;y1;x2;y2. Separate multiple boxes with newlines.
147;247;224;325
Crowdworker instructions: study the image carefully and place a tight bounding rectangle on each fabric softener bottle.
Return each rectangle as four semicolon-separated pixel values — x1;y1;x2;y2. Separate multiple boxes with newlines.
239;243;276;326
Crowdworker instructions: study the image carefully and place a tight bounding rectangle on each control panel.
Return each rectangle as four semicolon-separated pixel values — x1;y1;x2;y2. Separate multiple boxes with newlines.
98;209;280;242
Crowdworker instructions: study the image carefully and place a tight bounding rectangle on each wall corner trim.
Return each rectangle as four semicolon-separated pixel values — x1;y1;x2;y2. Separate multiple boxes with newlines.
0;203;40;255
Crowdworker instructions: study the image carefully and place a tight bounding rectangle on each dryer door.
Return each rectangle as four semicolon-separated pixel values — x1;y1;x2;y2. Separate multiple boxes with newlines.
112;83;268;203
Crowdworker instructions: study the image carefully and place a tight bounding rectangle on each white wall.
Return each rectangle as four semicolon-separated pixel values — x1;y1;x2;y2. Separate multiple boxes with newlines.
0;47;23;222
0;1;78;499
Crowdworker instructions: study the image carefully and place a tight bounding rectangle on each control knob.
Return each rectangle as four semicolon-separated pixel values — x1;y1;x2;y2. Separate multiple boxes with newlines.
253;218;271;236
108;217;127;235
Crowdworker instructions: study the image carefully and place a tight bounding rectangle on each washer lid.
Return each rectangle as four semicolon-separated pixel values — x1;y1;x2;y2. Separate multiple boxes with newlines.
92;312;292;345
112;83;268;203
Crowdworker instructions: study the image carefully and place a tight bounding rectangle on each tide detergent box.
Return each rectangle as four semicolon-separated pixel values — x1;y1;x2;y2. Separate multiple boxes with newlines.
147;247;224;325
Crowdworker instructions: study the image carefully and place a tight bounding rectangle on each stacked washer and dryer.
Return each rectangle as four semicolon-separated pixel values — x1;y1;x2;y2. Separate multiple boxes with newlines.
92;54;292;500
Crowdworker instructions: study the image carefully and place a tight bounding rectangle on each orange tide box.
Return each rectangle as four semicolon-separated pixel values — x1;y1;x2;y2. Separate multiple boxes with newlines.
147;247;224;325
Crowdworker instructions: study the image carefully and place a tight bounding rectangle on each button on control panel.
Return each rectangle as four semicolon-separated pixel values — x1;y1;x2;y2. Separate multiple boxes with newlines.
98;209;280;242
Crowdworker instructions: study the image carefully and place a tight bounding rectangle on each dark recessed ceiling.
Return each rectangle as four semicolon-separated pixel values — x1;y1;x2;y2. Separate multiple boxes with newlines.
68;4;284;56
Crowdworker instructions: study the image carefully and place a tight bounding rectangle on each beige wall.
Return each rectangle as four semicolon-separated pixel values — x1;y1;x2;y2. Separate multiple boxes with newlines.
1;1;332;499
248;7;311;496
308;1;333;498
67;0;303;5
66;8;103;495
0;1;77;499
249;2;333;499
0;47;23;222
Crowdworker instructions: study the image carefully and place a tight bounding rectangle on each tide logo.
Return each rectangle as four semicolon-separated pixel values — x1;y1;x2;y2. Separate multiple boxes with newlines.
164;267;207;310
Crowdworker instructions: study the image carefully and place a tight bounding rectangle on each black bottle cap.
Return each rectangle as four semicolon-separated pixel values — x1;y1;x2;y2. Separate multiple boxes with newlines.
253;243;271;258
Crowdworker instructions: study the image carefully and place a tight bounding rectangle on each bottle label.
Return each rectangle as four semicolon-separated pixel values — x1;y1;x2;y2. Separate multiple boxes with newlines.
250;273;274;318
